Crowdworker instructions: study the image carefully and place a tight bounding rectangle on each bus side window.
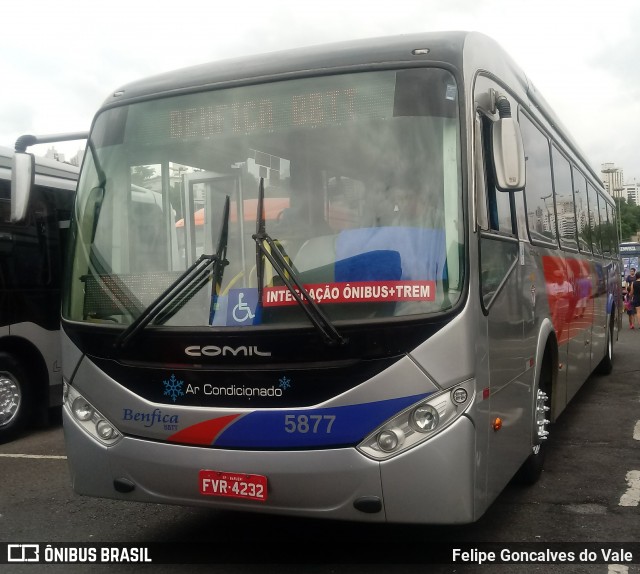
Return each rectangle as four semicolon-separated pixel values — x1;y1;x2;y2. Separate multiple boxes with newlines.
8;188;53;288
0;179;10;223
551;146;579;251
586;182;602;256
573;168;591;253
519;113;558;247
607;204;618;257
597;189;611;256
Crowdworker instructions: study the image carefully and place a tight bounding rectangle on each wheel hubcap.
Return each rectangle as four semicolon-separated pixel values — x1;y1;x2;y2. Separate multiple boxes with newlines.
0;375;21;427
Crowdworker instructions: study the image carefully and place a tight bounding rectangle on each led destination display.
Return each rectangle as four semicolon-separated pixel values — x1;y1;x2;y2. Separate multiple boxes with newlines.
132;72;397;142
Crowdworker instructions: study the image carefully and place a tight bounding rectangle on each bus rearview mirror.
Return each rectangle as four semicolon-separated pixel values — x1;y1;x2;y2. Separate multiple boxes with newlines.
491;117;526;192
11;152;35;223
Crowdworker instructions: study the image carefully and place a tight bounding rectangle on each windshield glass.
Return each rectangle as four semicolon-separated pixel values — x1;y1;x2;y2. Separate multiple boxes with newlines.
63;68;464;328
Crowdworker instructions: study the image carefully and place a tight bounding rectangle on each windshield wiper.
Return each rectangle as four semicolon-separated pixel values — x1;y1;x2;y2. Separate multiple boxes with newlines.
252;178;346;346
209;193;231;323
115;196;230;351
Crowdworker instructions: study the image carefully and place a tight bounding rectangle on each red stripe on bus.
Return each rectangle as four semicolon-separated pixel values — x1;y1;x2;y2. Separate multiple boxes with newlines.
542;255;596;345
167;414;241;446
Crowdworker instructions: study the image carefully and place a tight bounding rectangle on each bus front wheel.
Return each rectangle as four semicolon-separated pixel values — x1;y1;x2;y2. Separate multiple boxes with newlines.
0;353;31;443
515;352;552;485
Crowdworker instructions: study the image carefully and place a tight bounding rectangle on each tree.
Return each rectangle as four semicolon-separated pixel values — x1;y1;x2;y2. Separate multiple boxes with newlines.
618;198;640;242
131;165;156;186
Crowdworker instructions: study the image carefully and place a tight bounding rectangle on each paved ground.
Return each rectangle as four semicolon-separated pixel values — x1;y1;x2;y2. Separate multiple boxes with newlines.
1;318;639;573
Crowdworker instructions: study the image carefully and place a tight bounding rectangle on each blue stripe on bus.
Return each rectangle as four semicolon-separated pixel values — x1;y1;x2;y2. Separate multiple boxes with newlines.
213;393;430;448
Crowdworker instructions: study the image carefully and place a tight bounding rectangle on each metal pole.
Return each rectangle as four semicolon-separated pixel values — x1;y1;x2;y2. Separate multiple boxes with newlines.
615;179;623;244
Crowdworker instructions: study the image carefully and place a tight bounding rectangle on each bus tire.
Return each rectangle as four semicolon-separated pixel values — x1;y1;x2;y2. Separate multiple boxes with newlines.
594;316;614;375
0;353;32;443
515;351;552;485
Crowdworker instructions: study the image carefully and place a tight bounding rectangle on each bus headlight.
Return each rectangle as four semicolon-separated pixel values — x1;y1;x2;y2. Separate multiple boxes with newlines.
357;379;475;461
72;397;94;421
64;381;122;446
410;404;439;431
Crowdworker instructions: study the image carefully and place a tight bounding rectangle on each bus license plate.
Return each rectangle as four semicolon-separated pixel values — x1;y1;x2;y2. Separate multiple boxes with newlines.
199;470;267;502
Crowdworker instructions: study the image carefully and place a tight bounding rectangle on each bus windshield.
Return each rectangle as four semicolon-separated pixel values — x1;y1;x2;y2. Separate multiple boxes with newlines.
63;68;463;328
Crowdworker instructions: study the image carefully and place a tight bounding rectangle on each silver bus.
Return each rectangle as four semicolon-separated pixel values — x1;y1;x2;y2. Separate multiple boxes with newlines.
14;32;620;522
0;145;78;441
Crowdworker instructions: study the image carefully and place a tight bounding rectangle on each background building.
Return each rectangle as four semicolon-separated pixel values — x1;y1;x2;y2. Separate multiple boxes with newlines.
44;146;65;163
601;163;624;199
624;180;639;206
39;146;84;167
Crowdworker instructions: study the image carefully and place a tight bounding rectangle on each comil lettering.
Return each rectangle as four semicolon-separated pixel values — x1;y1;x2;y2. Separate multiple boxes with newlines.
185;345;272;358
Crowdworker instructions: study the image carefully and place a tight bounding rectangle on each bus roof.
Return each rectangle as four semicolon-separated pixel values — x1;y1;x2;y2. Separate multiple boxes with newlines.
101;31;474;107
96;30;603;195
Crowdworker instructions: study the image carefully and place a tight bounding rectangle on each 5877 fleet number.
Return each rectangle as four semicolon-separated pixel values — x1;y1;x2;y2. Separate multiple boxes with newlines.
284;414;336;434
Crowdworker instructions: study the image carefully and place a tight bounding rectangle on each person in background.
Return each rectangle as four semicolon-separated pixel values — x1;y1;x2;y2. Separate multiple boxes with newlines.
626;267;637;291
624;287;636;329
630;272;640;330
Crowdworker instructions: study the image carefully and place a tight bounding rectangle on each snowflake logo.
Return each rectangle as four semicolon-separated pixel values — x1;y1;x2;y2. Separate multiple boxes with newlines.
278;376;292;391
163;373;185;403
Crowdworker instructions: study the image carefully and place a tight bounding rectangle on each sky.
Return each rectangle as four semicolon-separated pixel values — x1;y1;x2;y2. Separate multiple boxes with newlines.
2;0;639;181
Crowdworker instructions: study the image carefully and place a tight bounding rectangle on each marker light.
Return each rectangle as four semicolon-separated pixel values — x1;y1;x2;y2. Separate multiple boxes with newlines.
64;381;122;446
96;420;117;440
358;380;475;461
452;388;468;404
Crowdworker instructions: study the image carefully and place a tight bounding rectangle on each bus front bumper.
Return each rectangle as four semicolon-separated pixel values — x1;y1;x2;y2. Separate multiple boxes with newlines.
63;408;476;524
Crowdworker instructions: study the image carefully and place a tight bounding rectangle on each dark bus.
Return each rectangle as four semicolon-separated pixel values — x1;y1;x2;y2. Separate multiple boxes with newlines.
0;145;78;441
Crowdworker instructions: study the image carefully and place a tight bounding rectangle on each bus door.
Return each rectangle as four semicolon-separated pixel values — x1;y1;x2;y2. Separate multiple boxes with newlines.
474;97;531;503
179;171;247;324
180;172;241;265
0;180;57;329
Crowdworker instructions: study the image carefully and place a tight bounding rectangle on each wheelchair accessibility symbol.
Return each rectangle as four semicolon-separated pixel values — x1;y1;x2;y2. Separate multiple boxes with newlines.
233;293;255;322
228;289;260;325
